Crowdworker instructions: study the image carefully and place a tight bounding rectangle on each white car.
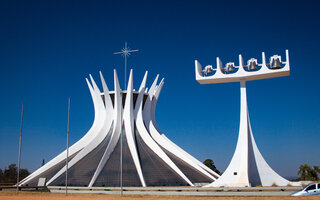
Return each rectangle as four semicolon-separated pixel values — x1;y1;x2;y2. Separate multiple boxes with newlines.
291;182;320;196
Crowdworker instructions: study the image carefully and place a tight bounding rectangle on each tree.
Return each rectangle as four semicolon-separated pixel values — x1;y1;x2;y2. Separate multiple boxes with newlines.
0;168;3;183
314;166;320;175
19;169;30;182
297;164;320;181
311;166;320;180
1;164;30;185
203;159;221;175
3;164;17;184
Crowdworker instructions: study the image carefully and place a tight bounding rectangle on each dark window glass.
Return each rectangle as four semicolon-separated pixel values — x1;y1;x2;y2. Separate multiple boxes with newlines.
50;125;113;186
94;127;141;187
135;126;188;186
25;150;80;186
306;184;316;191
161;148;213;183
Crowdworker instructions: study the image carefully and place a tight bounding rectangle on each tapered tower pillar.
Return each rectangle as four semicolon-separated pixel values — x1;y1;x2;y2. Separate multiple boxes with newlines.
208;81;292;187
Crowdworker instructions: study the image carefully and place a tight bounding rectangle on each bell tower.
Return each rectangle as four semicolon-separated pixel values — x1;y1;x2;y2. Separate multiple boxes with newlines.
195;50;300;187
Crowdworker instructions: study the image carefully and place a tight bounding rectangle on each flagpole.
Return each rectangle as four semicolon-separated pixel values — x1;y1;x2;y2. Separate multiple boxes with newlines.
65;97;70;196
17;102;24;194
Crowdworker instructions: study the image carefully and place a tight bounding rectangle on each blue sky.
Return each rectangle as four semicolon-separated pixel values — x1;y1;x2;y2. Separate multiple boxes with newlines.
0;0;319;178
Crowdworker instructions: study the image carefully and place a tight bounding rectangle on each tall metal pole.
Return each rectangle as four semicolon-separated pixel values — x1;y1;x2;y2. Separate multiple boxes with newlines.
17;102;24;194
65;97;70;196
120;127;123;196
124;42;127;90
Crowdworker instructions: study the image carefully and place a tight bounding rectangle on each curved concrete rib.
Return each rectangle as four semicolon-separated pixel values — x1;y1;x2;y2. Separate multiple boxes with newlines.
19;75;105;186
89;69;122;186
134;71;148;119
247;117;293;186
123;69;146;187
145;80;218;181
135;76;194;186
142;75;159;127
149;79;164;132
161;134;219;178
151;81;218;178
99;71;113;111
46;76;110;185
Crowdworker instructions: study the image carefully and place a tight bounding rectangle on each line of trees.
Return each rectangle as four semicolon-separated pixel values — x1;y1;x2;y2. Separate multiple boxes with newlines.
0;164;30;185
298;164;320;181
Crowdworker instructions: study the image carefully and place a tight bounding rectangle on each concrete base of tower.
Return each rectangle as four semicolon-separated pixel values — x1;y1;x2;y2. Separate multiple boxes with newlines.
205;81;301;188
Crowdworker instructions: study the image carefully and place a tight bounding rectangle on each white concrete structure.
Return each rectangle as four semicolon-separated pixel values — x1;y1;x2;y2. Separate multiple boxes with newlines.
195;50;300;187
19;69;219;187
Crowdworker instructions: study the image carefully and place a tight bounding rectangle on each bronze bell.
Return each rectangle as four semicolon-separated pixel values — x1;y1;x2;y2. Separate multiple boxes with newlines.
271;58;282;69
248;61;257;71
206;67;213;74
227;64;235;72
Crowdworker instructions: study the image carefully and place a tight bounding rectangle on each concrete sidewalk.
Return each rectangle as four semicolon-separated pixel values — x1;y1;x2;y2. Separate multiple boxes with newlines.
48;186;301;196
